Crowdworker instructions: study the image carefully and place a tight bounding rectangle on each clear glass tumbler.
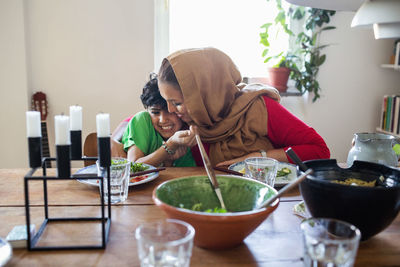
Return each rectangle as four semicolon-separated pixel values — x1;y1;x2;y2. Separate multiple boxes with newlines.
301;217;361;267
244;157;278;186
135;219;195;267
97;157;131;204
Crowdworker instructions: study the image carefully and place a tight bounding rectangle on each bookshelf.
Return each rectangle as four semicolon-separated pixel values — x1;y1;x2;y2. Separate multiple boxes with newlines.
376;127;400;138
378;95;400;136
381;42;400;70
381;64;400;71
376;42;400;137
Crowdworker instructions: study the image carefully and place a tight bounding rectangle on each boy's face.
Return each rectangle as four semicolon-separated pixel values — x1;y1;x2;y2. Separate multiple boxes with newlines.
147;105;183;139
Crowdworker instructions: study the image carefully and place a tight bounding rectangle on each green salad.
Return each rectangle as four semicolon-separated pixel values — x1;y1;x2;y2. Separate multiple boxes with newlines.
180;203;227;213
277;167;291;177
110;159;149;173
130;162;149;173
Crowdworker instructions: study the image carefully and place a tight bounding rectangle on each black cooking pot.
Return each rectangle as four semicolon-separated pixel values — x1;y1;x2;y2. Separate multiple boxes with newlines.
299;159;400;241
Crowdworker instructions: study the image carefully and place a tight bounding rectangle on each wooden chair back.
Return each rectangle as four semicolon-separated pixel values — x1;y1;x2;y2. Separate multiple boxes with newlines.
83;132;97;166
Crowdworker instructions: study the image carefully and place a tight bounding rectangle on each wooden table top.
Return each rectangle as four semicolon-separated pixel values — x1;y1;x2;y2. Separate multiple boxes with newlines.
0;167;399;266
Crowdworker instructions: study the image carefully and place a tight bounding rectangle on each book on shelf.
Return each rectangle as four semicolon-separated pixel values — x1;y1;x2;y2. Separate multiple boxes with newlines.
393;96;400;134
385;96;392;131
380;95;400;134
391;96;397;132
395;41;400;66
381;95;387;130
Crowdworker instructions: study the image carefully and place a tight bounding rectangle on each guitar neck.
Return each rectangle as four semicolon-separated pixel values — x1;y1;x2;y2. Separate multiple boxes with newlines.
41;121;50;158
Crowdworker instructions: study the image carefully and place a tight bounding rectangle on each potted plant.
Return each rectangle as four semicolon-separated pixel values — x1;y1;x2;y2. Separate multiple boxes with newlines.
260;1;336;101
259;9;298;93
263;52;298;93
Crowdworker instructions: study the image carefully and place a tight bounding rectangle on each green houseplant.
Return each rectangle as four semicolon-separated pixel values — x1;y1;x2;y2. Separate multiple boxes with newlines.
260;0;336;102
259;1;299;92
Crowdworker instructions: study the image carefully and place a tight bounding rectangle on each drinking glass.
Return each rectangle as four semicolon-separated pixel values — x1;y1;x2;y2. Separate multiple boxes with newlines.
301;218;361;267
244;157;278;186
97;157;131;204
135;219;195;267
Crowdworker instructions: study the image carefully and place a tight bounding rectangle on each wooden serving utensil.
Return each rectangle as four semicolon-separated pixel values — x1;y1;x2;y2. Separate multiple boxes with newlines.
257;147;315;209
130;167;166;177
256;169;313;209
195;134;227;210
213;166;243;176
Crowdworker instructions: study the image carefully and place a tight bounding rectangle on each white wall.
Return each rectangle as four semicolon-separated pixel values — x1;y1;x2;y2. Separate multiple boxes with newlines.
281;12;400;162
0;0;29;167
0;1;399;168
7;0;153;168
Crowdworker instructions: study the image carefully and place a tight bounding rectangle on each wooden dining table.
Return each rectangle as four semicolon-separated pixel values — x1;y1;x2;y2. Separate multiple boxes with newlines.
0;167;399;266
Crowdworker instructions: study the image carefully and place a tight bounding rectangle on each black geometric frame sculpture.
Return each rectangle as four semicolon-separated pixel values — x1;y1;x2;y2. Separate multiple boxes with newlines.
24;135;112;250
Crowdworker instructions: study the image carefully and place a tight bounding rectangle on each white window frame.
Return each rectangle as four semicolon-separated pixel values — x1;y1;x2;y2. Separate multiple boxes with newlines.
154;0;170;73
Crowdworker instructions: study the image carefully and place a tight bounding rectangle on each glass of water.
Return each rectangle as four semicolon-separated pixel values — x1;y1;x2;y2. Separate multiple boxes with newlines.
97;157;131;204
244;157;278;187
135;219;195;267
300;218;361;267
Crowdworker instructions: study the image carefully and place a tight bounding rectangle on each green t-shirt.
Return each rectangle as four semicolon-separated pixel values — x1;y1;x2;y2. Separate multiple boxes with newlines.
121;111;196;167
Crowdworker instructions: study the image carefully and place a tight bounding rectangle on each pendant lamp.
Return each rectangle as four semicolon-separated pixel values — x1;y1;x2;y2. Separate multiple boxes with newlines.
351;0;400;39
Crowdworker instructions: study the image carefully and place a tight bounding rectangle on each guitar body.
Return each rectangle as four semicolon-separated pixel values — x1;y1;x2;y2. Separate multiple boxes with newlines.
32;92;51;168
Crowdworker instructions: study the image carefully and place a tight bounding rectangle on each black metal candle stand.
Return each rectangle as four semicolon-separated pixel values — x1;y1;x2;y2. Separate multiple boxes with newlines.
24;156;112;251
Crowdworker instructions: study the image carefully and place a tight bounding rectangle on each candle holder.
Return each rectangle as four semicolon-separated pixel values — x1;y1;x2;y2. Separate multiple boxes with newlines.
70;130;82;160
56;145;71;178
97;137;111;168
24;136;112;251
28;137;42;168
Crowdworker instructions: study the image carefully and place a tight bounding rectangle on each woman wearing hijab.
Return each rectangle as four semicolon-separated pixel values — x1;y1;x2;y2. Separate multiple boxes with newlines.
157;47;330;166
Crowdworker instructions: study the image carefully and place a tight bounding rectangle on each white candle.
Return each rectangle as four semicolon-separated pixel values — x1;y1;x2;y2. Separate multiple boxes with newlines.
69;105;82;131
26;111;41;137
55;115;70;145
96;113;110;137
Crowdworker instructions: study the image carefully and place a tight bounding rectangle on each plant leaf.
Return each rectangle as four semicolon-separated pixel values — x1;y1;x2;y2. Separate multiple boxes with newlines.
317;54;326;66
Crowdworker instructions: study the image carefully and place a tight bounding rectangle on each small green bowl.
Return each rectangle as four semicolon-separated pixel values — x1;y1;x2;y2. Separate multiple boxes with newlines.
153;175;279;249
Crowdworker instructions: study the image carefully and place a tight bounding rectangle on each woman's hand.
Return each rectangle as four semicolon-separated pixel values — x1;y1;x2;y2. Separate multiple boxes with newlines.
167;129;196;149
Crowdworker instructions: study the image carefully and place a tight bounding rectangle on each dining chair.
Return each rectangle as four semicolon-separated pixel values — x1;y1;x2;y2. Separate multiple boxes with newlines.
83;132;97;166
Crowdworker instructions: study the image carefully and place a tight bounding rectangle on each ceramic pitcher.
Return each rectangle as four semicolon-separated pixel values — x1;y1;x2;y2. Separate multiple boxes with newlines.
347;132;399;167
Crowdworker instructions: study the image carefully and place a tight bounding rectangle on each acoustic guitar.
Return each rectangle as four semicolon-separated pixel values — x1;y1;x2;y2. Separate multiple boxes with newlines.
32;92;51;168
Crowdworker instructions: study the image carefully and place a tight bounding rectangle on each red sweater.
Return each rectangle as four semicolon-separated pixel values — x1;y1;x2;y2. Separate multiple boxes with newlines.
262;96;330;163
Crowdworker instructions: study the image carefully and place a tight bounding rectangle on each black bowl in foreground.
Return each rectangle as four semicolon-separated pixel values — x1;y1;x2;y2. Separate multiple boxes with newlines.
299;159;400;241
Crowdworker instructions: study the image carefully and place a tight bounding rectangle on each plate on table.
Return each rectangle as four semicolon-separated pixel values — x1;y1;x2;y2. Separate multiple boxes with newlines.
228;161;299;187
73;163;159;186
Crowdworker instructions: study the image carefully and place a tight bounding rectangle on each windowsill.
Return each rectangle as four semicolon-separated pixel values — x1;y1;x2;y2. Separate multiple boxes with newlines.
281;88;302;97
243;77;302;97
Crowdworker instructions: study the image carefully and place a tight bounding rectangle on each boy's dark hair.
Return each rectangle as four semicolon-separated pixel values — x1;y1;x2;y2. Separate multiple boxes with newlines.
140;73;167;110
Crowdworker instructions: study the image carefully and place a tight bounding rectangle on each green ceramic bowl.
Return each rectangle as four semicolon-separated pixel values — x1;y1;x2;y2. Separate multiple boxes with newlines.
153;175;279;249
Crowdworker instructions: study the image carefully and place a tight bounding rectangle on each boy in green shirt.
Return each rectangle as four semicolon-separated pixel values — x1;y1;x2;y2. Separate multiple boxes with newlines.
121;75;197;167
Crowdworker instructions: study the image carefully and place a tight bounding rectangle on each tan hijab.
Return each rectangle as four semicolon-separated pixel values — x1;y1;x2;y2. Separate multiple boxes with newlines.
167;47;281;165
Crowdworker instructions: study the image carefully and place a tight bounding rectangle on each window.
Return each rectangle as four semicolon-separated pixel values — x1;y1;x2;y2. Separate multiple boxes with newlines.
155;0;290;77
